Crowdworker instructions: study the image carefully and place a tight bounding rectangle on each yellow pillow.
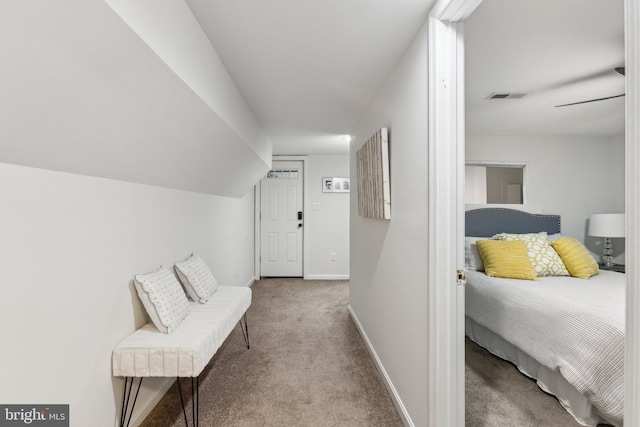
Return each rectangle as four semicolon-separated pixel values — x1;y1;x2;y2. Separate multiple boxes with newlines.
476;240;538;281
550;237;599;279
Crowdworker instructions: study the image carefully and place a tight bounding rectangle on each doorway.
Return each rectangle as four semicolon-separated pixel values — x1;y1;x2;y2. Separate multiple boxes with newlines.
428;0;638;426
260;160;304;277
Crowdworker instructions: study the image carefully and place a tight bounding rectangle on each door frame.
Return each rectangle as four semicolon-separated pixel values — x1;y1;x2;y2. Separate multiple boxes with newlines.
254;155;309;279
427;0;640;426
427;2;473;426
624;2;640;425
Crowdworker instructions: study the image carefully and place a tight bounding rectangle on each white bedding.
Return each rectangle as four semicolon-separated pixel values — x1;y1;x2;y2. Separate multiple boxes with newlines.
112;286;251;378
465;269;624;426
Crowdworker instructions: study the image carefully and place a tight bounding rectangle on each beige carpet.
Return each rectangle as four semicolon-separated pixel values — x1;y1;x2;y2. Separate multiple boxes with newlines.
140;278;403;427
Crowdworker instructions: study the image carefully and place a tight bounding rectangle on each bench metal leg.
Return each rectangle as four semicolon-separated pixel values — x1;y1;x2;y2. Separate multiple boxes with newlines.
120;377;143;427
239;312;250;350
177;376;199;427
120;312;249;427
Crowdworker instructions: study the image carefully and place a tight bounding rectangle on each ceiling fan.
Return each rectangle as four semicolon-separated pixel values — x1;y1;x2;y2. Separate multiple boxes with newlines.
554;67;625;107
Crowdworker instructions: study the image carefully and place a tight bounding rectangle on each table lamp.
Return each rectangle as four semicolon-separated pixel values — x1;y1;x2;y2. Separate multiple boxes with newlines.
589;213;625;267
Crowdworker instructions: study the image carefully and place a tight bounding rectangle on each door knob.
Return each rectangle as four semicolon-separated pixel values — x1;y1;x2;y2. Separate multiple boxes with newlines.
298;223;303;229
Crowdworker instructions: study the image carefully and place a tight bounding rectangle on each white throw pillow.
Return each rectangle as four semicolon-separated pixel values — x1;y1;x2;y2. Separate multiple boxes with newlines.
134;266;190;334
174;254;218;303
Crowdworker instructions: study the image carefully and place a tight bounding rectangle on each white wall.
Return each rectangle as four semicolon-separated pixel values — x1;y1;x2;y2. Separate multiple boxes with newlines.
467;134;626;262
465;165;487;204
349;21;429;427
306;155;350;279
0;163;256;426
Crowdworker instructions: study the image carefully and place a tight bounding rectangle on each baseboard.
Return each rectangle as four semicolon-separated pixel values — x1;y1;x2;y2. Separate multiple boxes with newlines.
245;276;256;288
347;304;414;427
304;274;350;280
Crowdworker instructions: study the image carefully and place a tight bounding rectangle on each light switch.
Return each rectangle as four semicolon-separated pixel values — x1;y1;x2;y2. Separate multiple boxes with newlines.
312;202;320;211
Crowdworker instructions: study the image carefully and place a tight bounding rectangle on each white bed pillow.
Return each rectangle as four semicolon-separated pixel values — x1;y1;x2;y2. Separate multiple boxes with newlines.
134;266;190;334
174;254;218;303
465;237;485;271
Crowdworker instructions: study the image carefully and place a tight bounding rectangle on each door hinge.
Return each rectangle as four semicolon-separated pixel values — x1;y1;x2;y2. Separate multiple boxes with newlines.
457;269;466;286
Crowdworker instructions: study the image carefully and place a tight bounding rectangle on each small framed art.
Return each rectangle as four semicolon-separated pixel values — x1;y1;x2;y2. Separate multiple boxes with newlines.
323;177;350;193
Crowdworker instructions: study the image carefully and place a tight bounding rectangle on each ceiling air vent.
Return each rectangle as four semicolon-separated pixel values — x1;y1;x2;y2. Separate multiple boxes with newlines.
488;92;526;100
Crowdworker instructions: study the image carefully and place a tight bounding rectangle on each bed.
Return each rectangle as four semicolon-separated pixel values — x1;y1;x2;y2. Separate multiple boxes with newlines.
465;208;624;427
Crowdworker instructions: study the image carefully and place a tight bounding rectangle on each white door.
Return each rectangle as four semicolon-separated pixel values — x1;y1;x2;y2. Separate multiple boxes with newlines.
260;160;304;277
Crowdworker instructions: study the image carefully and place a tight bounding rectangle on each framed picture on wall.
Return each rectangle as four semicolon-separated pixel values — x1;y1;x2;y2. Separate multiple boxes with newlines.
323;177;350;193
356;127;390;219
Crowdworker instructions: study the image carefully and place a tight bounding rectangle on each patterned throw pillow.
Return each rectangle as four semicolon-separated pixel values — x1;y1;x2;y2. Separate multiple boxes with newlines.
134;266;190;334
174;254;219;303
494;232;569;277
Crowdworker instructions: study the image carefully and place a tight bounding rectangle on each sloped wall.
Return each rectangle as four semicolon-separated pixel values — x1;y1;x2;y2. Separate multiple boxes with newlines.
0;1;270;197
105;0;272;166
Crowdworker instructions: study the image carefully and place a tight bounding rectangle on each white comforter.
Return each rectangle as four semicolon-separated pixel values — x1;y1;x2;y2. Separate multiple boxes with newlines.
466;269;625;426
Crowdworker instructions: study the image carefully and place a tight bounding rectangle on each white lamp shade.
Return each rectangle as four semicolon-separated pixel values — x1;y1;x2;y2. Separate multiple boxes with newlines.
589;213;626;238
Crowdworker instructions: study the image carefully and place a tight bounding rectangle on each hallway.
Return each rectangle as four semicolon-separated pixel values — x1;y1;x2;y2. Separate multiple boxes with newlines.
141;279;402;426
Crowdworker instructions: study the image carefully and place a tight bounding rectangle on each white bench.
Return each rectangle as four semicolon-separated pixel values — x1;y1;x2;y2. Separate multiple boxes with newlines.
112;286;251;427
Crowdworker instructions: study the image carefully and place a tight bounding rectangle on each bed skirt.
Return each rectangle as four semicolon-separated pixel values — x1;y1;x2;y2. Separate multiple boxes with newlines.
466;316;618;427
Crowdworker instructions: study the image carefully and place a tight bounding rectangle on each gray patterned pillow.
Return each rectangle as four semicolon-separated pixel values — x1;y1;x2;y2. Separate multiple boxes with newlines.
134;266;190;334
174;254;219;303
494;232;570;276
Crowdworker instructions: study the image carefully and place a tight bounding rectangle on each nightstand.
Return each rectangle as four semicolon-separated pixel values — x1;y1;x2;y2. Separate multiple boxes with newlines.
599;264;625;273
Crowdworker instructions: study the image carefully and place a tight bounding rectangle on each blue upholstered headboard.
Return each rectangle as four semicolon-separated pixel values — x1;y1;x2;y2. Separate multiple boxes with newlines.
465;208;561;237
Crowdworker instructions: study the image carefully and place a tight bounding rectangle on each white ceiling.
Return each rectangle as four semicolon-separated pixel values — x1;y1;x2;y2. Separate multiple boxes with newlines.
465;0;625;137
185;0;625;155
185;0;434;154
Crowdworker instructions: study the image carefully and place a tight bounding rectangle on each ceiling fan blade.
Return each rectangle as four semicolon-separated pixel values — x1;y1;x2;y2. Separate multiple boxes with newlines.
554;93;625;108
543;66;625;92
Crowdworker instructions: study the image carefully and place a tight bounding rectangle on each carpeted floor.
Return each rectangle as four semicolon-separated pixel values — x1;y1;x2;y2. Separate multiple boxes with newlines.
140;278;612;427
140;278;403;427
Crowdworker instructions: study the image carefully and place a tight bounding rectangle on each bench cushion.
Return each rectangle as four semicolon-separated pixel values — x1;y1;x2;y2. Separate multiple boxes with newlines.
112;286;251;378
